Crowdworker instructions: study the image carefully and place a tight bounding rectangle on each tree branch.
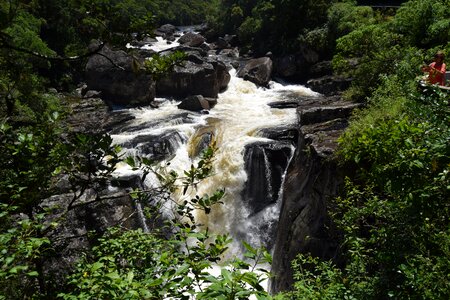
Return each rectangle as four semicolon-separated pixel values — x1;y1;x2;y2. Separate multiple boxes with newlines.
0;38;125;71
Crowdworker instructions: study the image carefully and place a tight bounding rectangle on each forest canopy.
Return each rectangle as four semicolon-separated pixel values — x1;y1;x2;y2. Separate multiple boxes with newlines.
0;0;449;299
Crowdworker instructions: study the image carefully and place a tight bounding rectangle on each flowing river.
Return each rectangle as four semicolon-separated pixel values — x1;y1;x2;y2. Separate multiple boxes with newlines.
113;31;319;257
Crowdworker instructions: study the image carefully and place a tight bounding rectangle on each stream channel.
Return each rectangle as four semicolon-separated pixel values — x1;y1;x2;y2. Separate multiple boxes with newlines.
110;28;319;258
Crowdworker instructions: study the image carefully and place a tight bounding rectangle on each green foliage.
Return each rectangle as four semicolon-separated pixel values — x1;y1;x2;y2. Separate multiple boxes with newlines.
144;51;187;81
0;204;51;299
59;227;272;300
285;1;450;289
286;74;450;298
391;0;450;47
281;254;349;300
331;0;449;101
216;0;334;54
298;1;377;58
58;145;272;300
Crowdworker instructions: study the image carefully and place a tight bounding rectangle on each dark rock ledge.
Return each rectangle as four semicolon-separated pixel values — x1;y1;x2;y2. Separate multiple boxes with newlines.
270;96;362;293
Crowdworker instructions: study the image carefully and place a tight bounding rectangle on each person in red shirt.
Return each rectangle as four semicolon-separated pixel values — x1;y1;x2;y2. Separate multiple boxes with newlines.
422;51;446;86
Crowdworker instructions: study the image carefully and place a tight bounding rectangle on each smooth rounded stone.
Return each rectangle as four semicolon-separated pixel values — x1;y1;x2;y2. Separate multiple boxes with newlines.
237;57;273;87
178;32;206;47
154;24;176;36
177;95;217;111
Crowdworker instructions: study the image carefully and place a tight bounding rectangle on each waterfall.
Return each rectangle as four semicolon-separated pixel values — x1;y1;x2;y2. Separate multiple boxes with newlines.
111;70;318;256
113;28;319;255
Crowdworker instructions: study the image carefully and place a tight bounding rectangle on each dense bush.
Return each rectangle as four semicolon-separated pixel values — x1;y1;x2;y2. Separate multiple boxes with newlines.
284;76;450;299
332;0;450;101
282;1;450;298
215;0;333;54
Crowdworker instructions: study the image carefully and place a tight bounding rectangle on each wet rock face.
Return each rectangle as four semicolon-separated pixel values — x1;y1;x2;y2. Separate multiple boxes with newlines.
270;96;362;293
156;51;230;98
243;141;293;215
237;57;273;87
177;95;218;111
85;44;155;107
121;130;185;162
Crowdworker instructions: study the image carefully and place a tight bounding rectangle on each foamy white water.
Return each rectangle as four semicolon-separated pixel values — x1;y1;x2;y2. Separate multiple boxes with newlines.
111;69;318;256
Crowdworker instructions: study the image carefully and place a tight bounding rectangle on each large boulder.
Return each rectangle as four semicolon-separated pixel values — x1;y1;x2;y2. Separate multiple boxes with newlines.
177;95;218;111
154;24;177;40
237;57;273;87
85;44;155;106
274;46;320;81
178;32;206;47
275;54;298;77
156;50;230;98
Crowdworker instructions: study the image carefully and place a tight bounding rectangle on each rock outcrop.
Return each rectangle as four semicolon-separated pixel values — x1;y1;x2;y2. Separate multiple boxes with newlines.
273;46;320;82
243;141;293;215
307;75;352;96
177;95;218;111
42;189;143;284
154;24;177;40
85;43;155;107
237;57;273;87
178;32;206;47
270;96;361;293
157;48;230;98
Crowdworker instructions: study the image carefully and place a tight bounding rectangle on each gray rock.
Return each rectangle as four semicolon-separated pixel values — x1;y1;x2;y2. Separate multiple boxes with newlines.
237;57;273;87
216;37;230;49
85;44;155;106
156;56;230;98
307;75;352;96
274;47;320;81
309;60;333;77
121;130;185;162
223;34;238;46
177;95;217;111
66;98;109;134
83;90;102;99
154;24;176;36
275;54;298;77
178;32;206;47
41;190;143;287
243;141;293;215
270;96;362;293
130;36;157;47
219;48;239;58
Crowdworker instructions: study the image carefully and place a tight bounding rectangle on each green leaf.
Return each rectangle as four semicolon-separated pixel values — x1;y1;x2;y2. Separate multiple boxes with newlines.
91;262;104;272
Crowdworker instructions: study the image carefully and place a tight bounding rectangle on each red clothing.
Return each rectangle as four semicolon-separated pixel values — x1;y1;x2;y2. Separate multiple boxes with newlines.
428;62;446;86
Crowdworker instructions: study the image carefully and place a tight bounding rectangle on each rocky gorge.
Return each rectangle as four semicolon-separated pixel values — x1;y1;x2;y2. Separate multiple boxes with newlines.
50;24;360;292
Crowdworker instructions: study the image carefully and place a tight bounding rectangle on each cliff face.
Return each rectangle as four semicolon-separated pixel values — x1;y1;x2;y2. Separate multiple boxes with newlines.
270;96;360;293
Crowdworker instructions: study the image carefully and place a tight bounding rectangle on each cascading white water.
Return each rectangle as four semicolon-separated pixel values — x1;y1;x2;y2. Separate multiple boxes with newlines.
111;69;319;257
117;26;321;257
